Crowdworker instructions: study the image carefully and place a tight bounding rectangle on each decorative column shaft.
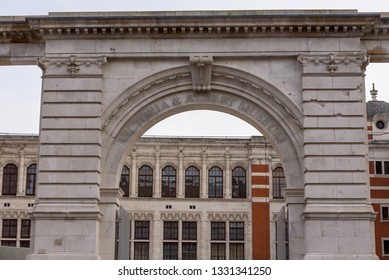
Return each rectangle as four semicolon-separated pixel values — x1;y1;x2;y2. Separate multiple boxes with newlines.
201;148;207;198
131;150;137;198
154;147;161;198
177;147;184;198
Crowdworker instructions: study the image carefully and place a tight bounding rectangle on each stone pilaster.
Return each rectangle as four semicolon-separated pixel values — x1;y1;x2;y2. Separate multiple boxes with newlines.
225;147;232;199
154;146;161;198
17;148;25;196
177;147;184;198
130;151;137;198
29;55;106;259
201;148;207;199
298;53;377;259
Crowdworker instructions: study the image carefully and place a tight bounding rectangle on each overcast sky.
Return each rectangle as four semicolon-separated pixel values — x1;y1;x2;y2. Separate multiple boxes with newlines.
0;0;388;136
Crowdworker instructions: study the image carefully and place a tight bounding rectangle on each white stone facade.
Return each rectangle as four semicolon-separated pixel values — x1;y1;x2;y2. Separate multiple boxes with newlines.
2;10;389;259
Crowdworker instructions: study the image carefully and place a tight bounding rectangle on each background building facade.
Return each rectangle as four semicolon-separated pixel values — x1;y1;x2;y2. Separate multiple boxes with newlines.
1;90;388;259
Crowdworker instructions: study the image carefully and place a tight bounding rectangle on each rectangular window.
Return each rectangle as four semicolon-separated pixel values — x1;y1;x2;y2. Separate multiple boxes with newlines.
382;206;389;222
163;242;178;260
211;222;225;240
376;161;383;174
21;219;31;238
182;243;197;260
20;241;30;248
230;222;244;241
385;161;389;175
163;221;178;240
383;240;389;256
2;219;17;238
211;243;226;260
135;221;149;240
1;240;16;247
182;222;197;240
134;242;149;260
229;243;245;260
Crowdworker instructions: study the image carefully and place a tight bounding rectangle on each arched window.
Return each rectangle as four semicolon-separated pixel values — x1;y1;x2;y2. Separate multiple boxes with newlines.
208;166;223;198
26;164;37;196
2;164;18;195
185;166;200;198
119;166;130;197
232;167;246;198
273;167;286;198
138;165;153;197
162;166;176;197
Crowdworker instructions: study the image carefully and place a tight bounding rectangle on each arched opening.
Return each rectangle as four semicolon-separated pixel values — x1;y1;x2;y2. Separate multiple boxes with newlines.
100;65;304;260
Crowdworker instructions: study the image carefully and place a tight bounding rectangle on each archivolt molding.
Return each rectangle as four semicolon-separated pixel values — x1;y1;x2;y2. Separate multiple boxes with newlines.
101;66;303;133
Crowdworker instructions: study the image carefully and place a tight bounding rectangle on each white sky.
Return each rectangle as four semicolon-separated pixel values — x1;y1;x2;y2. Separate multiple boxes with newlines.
0;0;388;135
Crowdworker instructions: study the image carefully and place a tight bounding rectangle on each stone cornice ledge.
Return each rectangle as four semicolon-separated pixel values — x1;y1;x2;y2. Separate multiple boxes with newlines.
1;10;386;43
302;203;377;221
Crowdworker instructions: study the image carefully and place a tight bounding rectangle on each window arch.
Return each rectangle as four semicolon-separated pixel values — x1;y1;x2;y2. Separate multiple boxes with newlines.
272;167;286;198
185;166;200;198
208;166;223;198
2;164;18;195
162;166;176;197
26;164;37;196
120;165;130;197
232;167;246;198
138;165;153;197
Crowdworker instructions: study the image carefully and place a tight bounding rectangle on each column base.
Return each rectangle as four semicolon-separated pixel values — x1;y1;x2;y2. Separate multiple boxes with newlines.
304;253;379;260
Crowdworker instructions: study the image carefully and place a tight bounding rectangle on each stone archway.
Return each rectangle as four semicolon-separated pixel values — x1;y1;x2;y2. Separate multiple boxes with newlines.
99;63;305;259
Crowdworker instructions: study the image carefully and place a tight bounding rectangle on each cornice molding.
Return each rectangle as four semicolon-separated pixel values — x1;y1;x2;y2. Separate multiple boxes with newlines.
1;12;387;43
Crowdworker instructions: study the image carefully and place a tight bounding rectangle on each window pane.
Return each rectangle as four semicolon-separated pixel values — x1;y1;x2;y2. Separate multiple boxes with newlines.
162;166;176;197
21;219;31;238
20;241;30;248
185;166;200;198
164;221;178;240
182;222;197;240
135;221;149;240
209;167;223;198
230;222;244;241
2;164;18;195
385;161;389;175
376;161;383;174
273;167;286;198
1;240;16;247
138;165;153;197
232;167;246;198
383;207;389;221
384;240;389;255
134;242;149;260
2;219;17;238
230;243;244;260
182;243;197;260
119;166;130;197
211;222;225;240
211;243;226;260
26;164;37;195
163;243;178;260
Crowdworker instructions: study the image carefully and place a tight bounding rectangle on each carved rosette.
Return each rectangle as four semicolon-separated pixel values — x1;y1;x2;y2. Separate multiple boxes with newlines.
297;53;369;75
38;55;107;76
190;55;213;92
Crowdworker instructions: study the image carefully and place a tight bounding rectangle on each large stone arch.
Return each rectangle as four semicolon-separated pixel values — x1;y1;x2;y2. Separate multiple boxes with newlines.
101;65;305;192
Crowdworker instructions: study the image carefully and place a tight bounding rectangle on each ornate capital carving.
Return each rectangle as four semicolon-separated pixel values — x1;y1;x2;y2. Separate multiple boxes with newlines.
190;55;213;92
297;53;369;75
38;55;107;76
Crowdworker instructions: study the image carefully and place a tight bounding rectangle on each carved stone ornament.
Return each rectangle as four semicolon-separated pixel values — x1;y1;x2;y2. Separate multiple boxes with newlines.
38;55;107;76
190;55;213;92
297;53;369;75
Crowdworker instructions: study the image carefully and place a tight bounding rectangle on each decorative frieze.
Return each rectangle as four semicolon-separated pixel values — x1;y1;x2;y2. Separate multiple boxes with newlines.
160;212;201;220
129;212;154;220
38;55;107;76
208;212;249;221
297;53;369;75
